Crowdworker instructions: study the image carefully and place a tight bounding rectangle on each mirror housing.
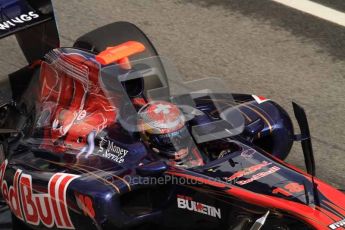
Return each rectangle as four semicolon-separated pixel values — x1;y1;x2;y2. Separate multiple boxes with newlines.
244;119;264;137
136;161;168;177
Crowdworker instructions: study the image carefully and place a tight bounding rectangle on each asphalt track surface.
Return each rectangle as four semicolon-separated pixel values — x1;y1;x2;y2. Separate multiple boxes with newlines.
0;0;345;228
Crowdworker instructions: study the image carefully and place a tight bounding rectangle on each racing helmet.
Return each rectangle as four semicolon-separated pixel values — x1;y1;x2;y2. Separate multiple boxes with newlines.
138;101;192;161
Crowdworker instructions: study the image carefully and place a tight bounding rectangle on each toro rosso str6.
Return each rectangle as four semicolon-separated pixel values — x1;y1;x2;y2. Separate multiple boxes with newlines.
0;0;345;230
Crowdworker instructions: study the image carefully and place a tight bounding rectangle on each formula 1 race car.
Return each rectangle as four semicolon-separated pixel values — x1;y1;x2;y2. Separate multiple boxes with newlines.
1;0;345;230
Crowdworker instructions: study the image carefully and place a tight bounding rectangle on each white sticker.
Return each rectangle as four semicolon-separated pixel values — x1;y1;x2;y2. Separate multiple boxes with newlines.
252;95;270;104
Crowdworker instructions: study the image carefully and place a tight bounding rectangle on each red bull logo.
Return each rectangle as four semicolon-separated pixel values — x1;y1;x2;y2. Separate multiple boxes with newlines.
0;160;79;229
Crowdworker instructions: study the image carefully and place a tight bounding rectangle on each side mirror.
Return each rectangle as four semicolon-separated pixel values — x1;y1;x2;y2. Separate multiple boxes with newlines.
136;161;168;177
292;102;315;176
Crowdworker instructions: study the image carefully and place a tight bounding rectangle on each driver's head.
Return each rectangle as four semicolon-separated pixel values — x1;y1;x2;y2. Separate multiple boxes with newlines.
138;101;192;162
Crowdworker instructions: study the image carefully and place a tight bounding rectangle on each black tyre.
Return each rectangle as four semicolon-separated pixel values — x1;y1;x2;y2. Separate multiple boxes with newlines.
73;21;166;94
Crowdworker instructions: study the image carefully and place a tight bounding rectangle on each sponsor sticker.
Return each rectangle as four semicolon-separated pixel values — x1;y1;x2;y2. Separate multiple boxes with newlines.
75;192;95;218
98;137;128;164
284;182;304;193
236;166;280;185
224;161;280;185
329;218;345;230
0;160;79;229
240;149;255;159
225;161;272;182
0;11;39;30
177;195;221;219
272;182;304;197
252;95;270;104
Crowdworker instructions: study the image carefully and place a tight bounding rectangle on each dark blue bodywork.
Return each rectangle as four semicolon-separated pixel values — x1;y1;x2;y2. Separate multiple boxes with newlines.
0;88;297;229
1;3;344;229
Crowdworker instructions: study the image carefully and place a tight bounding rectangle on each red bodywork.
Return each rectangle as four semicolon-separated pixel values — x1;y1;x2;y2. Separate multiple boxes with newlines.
168;157;345;230
39;53;117;151
38;42;146;152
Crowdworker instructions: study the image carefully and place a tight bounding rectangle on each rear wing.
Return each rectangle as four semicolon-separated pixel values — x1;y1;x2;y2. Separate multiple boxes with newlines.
0;0;59;63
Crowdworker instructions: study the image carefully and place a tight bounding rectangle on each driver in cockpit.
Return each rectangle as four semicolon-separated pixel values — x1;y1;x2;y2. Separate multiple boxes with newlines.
137;100;205;168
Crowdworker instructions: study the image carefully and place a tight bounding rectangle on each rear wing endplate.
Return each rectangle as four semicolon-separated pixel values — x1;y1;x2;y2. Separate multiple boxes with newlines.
0;0;59;62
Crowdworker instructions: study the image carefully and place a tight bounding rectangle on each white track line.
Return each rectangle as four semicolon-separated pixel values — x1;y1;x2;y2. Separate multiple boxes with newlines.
272;0;345;27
